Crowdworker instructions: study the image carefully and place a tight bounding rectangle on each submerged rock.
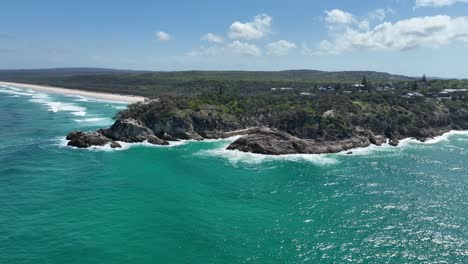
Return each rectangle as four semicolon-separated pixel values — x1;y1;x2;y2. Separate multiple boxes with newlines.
66;131;121;148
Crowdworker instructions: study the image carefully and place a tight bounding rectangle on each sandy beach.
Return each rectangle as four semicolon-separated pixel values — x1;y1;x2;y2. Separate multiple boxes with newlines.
0;81;146;103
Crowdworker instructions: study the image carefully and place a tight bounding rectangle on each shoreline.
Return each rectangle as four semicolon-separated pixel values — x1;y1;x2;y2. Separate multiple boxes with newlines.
0;81;146;103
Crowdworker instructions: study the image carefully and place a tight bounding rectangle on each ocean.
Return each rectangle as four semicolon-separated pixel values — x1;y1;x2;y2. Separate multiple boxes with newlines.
0;84;467;263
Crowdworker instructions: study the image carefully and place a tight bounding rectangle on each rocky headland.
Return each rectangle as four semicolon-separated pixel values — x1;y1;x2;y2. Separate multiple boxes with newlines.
67;95;468;154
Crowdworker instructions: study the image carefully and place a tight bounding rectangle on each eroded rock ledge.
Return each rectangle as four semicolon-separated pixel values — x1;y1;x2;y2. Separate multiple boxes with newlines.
66;117;456;154
226;128;386;155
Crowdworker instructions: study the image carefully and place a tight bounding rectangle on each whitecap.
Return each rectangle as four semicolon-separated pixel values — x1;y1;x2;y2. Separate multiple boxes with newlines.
28;93;88;116
0;87;35;96
397;130;468;147
198;147;338;165
0;85;23;91
74;117;110;123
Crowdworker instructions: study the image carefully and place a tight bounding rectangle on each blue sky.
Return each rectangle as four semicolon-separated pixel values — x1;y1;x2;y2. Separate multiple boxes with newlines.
1;0;468;77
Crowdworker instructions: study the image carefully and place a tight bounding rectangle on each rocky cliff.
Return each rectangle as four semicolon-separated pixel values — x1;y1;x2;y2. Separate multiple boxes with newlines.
67;96;468;154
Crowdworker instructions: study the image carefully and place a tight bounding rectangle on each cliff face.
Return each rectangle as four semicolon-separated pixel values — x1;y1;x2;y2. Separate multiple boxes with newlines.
66;96;468;154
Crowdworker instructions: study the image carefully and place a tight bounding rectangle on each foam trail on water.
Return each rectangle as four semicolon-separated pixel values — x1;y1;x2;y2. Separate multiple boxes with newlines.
28;93;87;116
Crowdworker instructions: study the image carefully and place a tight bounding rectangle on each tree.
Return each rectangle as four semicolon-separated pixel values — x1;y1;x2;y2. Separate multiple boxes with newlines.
421;74;427;83
362;76;368;88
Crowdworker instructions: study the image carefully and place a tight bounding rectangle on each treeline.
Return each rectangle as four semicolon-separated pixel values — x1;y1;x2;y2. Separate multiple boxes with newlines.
0;69;417;97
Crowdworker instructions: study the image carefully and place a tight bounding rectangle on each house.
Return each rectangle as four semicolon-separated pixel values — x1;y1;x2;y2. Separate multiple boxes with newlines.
271;87;294;91
404;92;424;98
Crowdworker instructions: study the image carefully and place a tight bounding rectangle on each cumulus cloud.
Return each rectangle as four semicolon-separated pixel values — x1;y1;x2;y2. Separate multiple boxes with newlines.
318;15;468;54
227;41;261;56
187;41;261;57
324;9;355;25
156;31;171;41
415;0;468;7
368;8;395;22
228;14;272;40
202;33;224;43
267;40;297;56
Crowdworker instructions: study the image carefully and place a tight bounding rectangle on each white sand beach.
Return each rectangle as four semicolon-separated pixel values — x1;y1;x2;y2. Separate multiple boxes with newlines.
0;81;146;103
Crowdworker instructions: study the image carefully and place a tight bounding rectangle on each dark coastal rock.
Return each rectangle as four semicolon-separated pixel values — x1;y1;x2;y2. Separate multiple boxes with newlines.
369;134;386;146
66;131;121;148
158;132;180;141
226;129;376;155
101;118;168;145
389;138;400;147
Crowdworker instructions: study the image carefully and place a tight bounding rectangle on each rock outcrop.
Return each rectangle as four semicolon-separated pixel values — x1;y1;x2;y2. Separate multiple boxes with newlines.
66;118;169;148
226;128;386;155
101;118;168;145
66;131;121;148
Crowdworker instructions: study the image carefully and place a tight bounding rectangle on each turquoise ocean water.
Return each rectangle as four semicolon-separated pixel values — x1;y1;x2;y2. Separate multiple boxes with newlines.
0;84;467;263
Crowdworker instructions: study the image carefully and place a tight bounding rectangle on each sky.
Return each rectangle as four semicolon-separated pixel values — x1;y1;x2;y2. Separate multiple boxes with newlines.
1;0;468;78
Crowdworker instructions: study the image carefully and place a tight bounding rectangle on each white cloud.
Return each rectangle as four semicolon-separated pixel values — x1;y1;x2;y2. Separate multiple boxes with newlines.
187;41;261;57
227;41;261;56
202;33;224;44
266;40;297;56
186;45;222;57
368;8;395;22
156;31;171;41
324;9;355;25
415;0;468;7
228;14;272;40
317;15;468;54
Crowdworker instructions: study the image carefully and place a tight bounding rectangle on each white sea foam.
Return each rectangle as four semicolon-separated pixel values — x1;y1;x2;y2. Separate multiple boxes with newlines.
56;137;187;152
74;117;110;123
336;130;468;156
0;87;35;96
70;95;89;102
198;147;338;165
194;137;338;165
28;93;88;116
112;105;127;110
0;85;23;91
337;140;394;156
397;130;468;147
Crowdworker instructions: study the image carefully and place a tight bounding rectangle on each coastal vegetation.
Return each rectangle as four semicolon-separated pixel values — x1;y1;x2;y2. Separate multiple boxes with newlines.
0;68;415;97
